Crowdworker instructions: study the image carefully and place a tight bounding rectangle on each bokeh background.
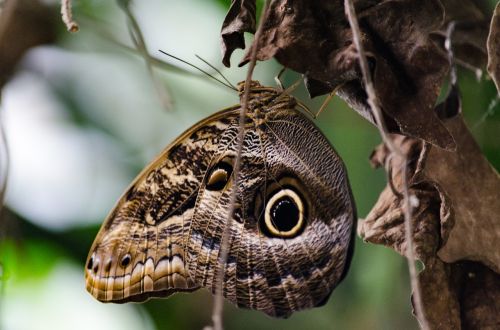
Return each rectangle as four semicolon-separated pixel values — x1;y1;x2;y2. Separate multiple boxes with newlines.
0;1;498;329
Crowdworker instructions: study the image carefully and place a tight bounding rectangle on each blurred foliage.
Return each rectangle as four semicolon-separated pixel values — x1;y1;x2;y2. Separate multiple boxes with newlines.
0;0;499;330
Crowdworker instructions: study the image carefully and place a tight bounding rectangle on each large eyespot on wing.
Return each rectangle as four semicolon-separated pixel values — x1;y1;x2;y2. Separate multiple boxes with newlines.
248;109;357;318
258;178;308;239
182;105;357;319
264;188;305;237
84;108;240;304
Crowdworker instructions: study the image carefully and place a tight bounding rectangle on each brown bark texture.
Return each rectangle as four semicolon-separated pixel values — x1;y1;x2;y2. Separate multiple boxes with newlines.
221;1;500;329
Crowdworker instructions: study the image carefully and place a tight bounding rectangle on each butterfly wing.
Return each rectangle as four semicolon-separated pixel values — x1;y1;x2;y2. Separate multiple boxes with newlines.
185;107;356;318
85;96;355;318
84;106;240;302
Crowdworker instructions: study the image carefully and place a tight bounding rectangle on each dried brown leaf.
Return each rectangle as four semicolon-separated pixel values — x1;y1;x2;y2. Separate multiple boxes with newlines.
360;88;500;328
418;259;500;330
221;0;256;67
360;133;500;328
354;0;454;150
221;0;460;149
487;2;500;93
457;261;500;329
359;135;463;328
417;258;461;330
424;113;500;274
430;0;490;72
360;135;438;261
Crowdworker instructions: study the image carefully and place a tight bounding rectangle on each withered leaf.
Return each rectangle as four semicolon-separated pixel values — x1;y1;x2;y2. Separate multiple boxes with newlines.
424;113;500;274
222;0;462;150
487;2;500;93
430;0;490;72
359;88;500;327
456;261;500;329
360;134;463;328
419;259;500;330
221;0;256;68
360;132;500;328
352;0;454;150
422;81;500;274
360;135;436;261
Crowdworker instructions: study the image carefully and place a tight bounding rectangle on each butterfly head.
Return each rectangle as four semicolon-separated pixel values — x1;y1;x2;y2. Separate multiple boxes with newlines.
236;80;297;114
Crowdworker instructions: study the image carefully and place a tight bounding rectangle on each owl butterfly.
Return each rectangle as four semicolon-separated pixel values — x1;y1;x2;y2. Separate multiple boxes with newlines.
85;80;356;318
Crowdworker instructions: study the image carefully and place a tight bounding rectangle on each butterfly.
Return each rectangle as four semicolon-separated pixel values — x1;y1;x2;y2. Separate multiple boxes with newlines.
84;80;356;318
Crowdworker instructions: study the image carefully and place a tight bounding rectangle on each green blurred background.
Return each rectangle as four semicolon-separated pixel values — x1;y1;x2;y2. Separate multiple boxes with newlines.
0;1;498;329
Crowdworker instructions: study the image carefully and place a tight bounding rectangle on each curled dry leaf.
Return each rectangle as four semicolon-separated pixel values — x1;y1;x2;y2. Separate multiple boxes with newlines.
487;2;500;93
362;135;439;262
220;0;256;67
359;88;500;327
221;0;469;150
360;134;463;328
424;112;500;274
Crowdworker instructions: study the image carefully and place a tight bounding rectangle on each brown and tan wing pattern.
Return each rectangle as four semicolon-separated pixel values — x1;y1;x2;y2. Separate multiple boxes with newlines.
185;96;356;318
85;107;239;302
85;81;356;318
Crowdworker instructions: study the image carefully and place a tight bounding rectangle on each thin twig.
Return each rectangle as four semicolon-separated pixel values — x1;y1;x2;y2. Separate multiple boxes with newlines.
74;15;233;89
385;154;403;200
444;22;457;87
472;94;500;130
61;0;79;32
446;21;499;130
119;0;173;111
209;2;270;330
343;1;429;329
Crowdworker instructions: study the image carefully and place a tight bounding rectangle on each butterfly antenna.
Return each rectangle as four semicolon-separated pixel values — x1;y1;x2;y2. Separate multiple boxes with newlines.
195;54;236;90
158;50;237;91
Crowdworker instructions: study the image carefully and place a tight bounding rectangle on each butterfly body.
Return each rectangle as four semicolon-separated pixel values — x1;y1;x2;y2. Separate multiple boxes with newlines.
85;81;356;318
